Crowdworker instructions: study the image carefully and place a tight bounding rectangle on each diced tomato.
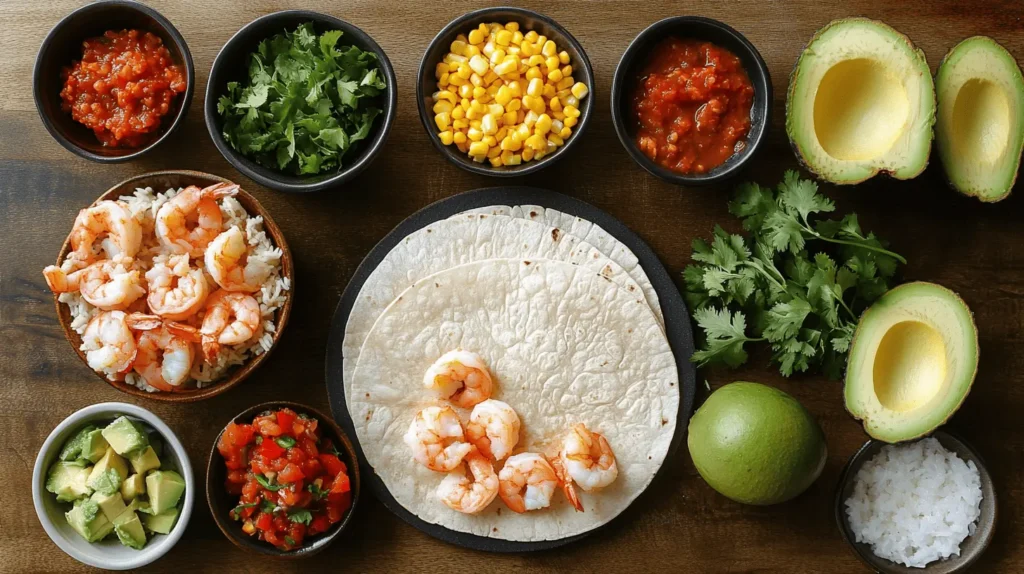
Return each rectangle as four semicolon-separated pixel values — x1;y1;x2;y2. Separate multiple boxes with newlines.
301;458;323;479
326;492;351;523
280;485;305;507
276;409;297;433
286;521;306;547
308;515;330;535
329;472;351;495
241;479;261;500
262;527;281;547
255;415;283;437
269;457;288;472
255;512;273;531
286;447;307;465
227;469;247;484
218;422;255;457
319;454;345;477
300;437;319;458
257;437;286;459
278;463;305;484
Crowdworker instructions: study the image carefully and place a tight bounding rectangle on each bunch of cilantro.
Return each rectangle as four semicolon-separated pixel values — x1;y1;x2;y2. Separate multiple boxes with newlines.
684;171;906;378
217;23;387;175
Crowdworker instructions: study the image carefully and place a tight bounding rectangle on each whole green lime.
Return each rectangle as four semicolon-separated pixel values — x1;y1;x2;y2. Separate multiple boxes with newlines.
687;382;827;505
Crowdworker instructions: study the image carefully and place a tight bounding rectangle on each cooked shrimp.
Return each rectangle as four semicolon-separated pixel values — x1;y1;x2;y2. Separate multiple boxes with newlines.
438;449;499;514
44;258;146;310
549;452;584;512
80;310;137;381
69;200;142;264
145;254;209;320
498;453;560;513
126;313;199;392
466;399;520;461
200;289;261;361
423;350;494;409
404;405;473;472
560;424;618;492
155;183;239;256
204;226;273;292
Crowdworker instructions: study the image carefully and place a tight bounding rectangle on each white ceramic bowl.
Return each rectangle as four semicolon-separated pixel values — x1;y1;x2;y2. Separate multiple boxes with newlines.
32;402;194;570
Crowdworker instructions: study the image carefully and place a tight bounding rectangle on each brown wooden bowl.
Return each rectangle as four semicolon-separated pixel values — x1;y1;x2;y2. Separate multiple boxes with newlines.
206;402;361;559
52;169;294;402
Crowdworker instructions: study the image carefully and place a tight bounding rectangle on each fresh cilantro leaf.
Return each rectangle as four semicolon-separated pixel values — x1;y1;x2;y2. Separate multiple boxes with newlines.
764;299;812;343
230;501;259;519
690;307;763;369
285;536;297;546
729;181;777;231
287;509;313;525
261;499;277;514
275;436;297;449
254;474;285;491
777;170;834;222
307;483;328;500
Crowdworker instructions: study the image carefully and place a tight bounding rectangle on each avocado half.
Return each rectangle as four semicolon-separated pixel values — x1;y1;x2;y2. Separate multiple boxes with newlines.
936;36;1024;202
844;282;978;443
786;18;936;185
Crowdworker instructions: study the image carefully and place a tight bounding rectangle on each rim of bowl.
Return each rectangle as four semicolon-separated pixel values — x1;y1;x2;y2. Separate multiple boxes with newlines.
51;170;294;402
32;402;195;570
205;401;361;558
204;10;397;193
32;0;195;164
833;430;997;573
415;6;595;177
610;16;771;186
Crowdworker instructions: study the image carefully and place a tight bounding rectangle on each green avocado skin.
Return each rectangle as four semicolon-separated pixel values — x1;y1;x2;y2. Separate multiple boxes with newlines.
687;382;827;505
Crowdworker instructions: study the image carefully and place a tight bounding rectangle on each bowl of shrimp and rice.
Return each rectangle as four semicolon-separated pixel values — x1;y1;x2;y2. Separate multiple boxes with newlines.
44;170;293;402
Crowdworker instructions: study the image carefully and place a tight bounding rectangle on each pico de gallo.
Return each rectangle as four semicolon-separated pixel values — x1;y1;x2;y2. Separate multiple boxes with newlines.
218;408;352;551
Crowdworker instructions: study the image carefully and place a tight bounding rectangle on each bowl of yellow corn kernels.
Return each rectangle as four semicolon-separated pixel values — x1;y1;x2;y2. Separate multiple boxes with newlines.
417;7;594;176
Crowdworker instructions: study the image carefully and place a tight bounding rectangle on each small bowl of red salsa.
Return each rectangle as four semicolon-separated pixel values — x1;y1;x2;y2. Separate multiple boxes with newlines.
33;1;194;163
207;402;360;558
611;17;771;185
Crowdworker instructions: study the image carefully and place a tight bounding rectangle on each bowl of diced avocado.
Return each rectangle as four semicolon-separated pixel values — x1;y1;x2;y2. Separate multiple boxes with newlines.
32;402;194;570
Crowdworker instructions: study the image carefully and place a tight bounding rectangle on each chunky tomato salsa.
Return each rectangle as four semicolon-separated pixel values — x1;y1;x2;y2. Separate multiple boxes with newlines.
631;38;754;175
60;29;187;148
218;408;352;551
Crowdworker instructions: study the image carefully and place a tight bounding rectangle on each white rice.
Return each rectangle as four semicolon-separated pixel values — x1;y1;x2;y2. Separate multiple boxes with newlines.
844;437;982;568
60;186;289;392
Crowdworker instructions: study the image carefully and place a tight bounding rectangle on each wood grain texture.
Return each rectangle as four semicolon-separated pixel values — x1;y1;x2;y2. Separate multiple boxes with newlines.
1;1;1022;572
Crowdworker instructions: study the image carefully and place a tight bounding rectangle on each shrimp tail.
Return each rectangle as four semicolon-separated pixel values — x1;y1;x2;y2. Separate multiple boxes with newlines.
202;338;221;363
202;182;240;200
549;454;584;513
166;322;200;342
43;265;77;293
125;313;164;331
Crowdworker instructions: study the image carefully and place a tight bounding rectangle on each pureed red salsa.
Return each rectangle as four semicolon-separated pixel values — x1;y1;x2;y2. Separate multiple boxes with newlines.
631;38;754;174
60;29;187;148
219;408;352;551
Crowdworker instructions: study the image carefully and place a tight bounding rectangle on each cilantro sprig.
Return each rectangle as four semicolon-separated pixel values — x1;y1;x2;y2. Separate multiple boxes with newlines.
217;23;387;175
684;171;904;378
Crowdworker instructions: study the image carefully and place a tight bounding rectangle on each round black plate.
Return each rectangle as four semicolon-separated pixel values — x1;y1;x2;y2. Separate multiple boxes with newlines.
325;186;697;552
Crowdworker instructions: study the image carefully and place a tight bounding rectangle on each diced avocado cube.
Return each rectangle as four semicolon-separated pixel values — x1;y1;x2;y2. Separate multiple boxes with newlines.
58;425;97;463
128;446;161;475
142;507;180;535
120;474;146;501
66;499;113;543
146;470;186;515
87;449;127;494
46;462;93;502
90;490;127;522
101;417;149;455
133;500;154;515
112;509;147;550
80;429;110;463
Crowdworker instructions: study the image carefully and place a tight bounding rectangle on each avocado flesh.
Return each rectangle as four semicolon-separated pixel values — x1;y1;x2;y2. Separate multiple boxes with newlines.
66;499;113;543
787;18;935;184
46;462;93;502
845;282;978;443
147;470;186;515
112;509;147;550
143;507;180;535
936;36;1024;202
101;417;149;456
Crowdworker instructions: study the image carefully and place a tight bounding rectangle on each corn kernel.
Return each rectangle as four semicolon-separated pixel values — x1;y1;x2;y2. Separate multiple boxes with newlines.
469;54;489;76
547;68;563;83
452;40;470;56
564;105;580;118
459;83;472;98
466;44;481;58
503;110;517;125
524;30;538;42
439;72;450;87
552;110;566;121
472;86;486;100
561;65;572;77
434;112;450;131
547;133;564;147
536;39;554;57
564;116;577;128
517;109;526;123
493;58;517;76
452;106;466;120
526;78;543;97
439;130;454;145
468;29;485;45
445;53;467;64
505;21;519;32
467;127;484;141
487;145;502;159
542;84;556;99
525;67;541;81
495;30;513;46
437;90;457;104
481;114;498;135
471;73;484;87
536;35;547;46
526;95;546;114
494;86;512;106
512;31;524;44
456;140;469;153
466;107;481;120
522;147;535;161
490;49;506;66
508;81;523;97
453;119;469;130
483;135;498;147
495;126;509;141
500;149;514;163
559;126;572;139
483;41;496;57
488;22;502;33
453;131;468;144
468;141;489;156
565;95;579;108
528;54;545;68
516;123;531;139
556;76;574;91
460;98;471;110
433;100;453;114
571;82;589;100
469;119;482;130
549;97;562;113
435;62;448;79
455;63;472;80
535;113;552;135
506;98;522;112
558;50;570;65
506;153;522;165
523;110;539;127
488;156;503;167
534;150;546;161
449;73;468;87
520;41;535;57
488;103;505;117
545;56;561;72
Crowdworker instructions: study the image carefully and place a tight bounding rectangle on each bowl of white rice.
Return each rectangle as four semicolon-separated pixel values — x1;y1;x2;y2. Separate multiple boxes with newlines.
835;431;996;573
49;170;293;402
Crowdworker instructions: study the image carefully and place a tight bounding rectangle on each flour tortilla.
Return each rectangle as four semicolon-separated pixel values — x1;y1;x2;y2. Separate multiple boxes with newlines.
349;258;678;541
342;213;657;401
456;204;662;326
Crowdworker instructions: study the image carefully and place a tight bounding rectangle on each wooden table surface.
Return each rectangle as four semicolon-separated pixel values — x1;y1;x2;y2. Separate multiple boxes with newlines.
2;1;1022;572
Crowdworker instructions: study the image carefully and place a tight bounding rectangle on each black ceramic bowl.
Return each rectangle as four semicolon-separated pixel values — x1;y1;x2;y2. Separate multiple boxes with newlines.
610;16;771;186
206;402;361;559
205;10;397;193
33;0;194;163
835;431;997;573
417;7;595;177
